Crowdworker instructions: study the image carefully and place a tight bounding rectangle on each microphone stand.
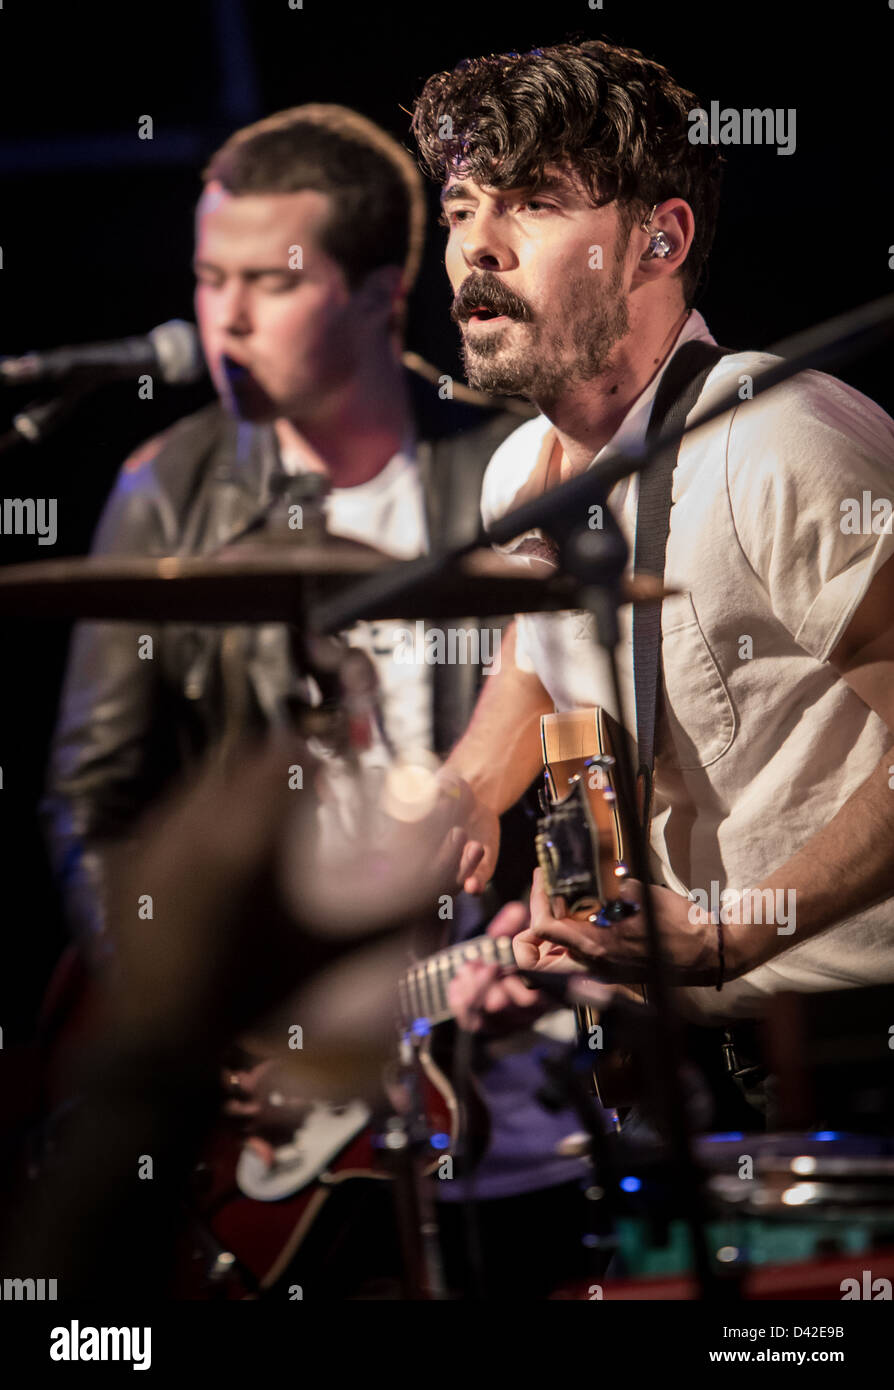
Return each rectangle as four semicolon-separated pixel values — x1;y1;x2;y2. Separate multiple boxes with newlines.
535;491;721;1298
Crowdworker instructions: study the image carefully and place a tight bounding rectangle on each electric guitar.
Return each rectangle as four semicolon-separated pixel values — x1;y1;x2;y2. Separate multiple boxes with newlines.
174;931;521;1297
535;705;645;1109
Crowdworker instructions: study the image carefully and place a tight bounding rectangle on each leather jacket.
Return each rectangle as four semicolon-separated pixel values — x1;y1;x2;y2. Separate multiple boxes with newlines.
40;360;533;949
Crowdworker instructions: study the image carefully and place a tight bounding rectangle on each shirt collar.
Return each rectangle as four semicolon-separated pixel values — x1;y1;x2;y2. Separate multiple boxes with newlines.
508;311;717;514
593;310;716;464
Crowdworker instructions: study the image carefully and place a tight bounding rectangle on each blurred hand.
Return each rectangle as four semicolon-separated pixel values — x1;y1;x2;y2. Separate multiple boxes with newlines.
221;1057;312;1167
425;772;499;895
459;792;501;895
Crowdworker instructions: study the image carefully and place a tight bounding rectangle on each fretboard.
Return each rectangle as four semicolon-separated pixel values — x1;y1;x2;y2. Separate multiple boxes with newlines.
397;933;517;1028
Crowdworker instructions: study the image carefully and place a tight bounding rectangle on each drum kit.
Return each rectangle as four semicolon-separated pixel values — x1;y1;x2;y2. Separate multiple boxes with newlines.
4;518;892;1301
549;1131;894;1300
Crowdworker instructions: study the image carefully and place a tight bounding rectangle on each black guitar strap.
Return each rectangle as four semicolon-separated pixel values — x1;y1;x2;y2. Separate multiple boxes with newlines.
632;339;734;839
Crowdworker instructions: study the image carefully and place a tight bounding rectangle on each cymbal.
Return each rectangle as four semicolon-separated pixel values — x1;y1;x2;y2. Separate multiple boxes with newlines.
0;541;679;623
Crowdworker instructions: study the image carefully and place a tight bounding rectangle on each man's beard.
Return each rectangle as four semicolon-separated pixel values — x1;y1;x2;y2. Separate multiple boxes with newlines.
460;268;630;404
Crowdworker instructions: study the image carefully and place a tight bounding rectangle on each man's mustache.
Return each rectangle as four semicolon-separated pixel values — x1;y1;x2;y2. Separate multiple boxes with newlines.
450;275;533;324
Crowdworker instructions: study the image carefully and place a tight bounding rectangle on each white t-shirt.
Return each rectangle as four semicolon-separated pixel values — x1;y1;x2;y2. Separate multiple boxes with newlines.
279;440;433;763
482;310;894;1023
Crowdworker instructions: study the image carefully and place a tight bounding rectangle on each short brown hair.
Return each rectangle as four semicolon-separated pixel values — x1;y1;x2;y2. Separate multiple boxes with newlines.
203;104;426;293
412;40;724;307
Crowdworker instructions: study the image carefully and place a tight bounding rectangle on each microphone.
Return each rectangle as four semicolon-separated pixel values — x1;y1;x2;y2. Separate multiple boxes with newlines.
0;320;205;387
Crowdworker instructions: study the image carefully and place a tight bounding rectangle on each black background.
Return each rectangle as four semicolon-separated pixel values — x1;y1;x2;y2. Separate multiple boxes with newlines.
0;0;890;1036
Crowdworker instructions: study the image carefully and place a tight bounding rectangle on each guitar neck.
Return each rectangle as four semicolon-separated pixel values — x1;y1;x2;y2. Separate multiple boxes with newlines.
398;934;516;1029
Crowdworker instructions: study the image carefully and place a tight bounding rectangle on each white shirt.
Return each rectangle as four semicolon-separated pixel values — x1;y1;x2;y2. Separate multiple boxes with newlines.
279;438;433;763
482;310;894;1023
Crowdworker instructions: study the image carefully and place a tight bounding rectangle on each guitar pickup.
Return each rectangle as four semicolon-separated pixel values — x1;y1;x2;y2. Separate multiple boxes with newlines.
535;774;604;912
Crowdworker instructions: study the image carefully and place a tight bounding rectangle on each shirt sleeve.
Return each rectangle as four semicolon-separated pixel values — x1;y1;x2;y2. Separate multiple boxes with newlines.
726;368;894;662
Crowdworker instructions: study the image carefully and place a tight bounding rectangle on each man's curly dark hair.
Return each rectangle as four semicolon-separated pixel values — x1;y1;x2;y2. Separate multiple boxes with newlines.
411;39;724;307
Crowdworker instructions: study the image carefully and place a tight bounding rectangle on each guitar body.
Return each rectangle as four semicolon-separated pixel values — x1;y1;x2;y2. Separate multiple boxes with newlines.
397;932;523;1173
413;1019;491;1173
173;1118;394;1299
536;706;645;1110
